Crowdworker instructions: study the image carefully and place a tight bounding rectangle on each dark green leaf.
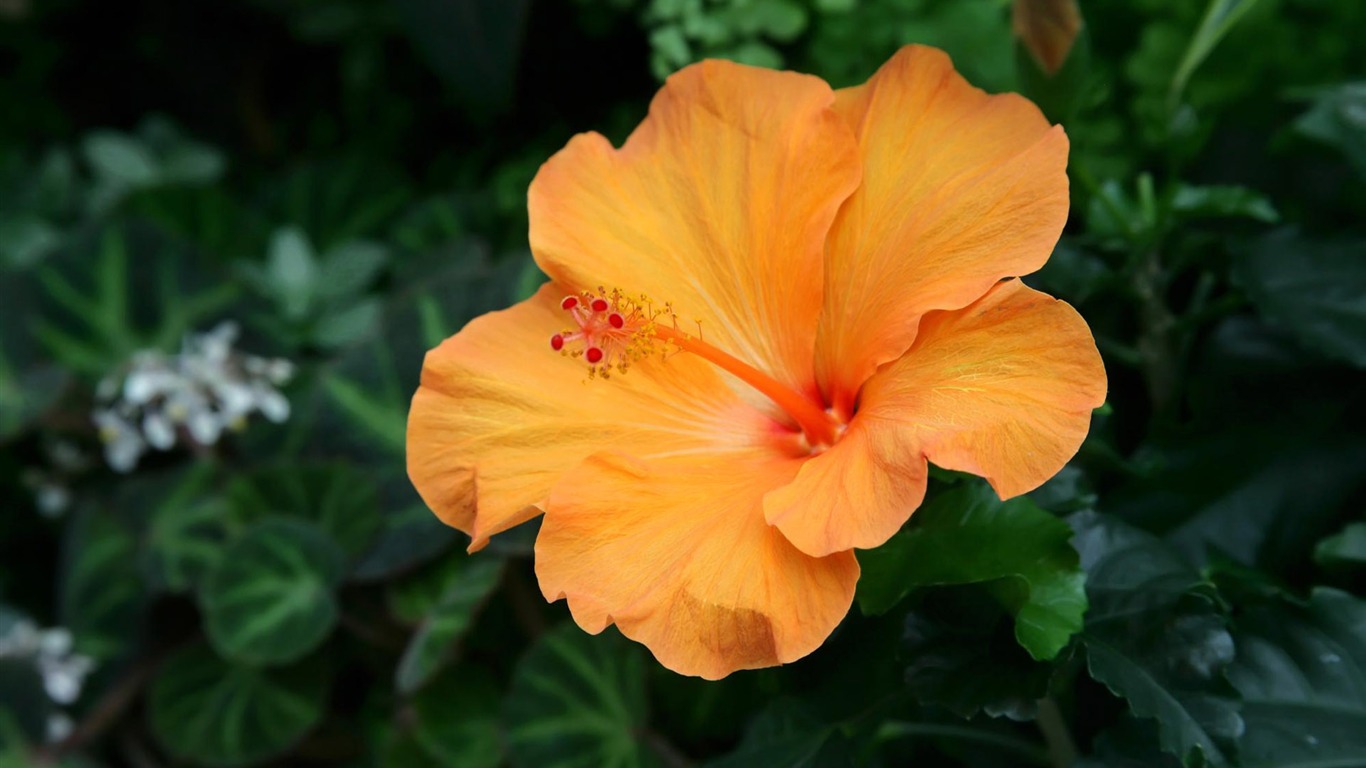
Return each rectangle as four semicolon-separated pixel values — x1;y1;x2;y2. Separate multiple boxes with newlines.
1295;82;1366;179
393;0;528;115
857;482;1087;660
133;463;227;593
1235;228;1366;368
1071;512;1241;766
59;507;145;661
1229;588;1366;767
504;623;658;768
1170;184;1278;223
705;699;852;768
409;667;503;768
227;464;382;562
200;518;346;667
1313;522;1366;569
1168;0;1263;111
900;592;1055;721
395;556;505;694
148;643;327;767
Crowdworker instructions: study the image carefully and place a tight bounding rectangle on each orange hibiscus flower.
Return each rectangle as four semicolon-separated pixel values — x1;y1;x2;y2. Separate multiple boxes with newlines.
407;45;1106;679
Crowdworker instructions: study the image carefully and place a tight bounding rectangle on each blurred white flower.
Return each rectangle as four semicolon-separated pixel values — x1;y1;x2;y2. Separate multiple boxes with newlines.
20;439;90;518
0;619;96;731
92;321;295;472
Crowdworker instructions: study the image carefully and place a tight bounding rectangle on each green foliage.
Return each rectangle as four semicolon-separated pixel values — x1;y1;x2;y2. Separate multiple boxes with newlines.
2;0;1366;765
148;644;328;767
201;519;347;667
504;623;659;768
1071;511;1242;765
857;482;1087;661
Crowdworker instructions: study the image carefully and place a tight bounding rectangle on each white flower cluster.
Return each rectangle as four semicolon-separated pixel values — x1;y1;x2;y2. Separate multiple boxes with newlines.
92;322;294;472
0;620;95;741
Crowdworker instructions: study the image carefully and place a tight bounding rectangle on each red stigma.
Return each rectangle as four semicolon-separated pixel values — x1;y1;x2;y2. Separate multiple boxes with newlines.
585;347;605;364
550;333;565;351
608;312;625;329
591;297;610;312
560;296;579;310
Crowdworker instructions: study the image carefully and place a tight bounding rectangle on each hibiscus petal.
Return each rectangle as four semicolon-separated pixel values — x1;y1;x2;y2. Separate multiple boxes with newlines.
407;284;774;552
767;280;1105;557
537;453;859;680
815;45;1070;416
528;59;861;397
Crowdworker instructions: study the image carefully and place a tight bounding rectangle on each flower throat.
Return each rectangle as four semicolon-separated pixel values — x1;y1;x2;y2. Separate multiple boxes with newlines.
549;289;839;447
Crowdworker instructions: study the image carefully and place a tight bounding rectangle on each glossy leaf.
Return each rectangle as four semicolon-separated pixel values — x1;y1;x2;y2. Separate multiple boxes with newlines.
1071;512;1241;766
1228;588;1366;767
200;518;346;667
857;483;1087;660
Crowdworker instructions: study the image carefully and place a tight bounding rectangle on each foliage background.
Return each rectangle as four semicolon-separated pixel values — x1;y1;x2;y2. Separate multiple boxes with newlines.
2;0;1365;766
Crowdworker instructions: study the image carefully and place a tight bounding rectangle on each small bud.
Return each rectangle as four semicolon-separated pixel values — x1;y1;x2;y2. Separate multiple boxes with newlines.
1012;0;1082;75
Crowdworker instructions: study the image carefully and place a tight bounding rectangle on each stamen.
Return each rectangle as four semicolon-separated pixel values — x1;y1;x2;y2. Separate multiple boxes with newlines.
547;288;840;447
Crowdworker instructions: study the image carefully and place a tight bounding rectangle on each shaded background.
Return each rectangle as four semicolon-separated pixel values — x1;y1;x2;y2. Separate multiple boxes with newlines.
2;0;1365;766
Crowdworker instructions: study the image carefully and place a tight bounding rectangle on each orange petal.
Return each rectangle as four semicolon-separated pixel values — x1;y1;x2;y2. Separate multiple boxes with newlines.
769;280;1103;557
815;45;1070;416
537;453;859;679
529;59;860;397
406;284;774;552
874;279;1106;496
763;420;929;557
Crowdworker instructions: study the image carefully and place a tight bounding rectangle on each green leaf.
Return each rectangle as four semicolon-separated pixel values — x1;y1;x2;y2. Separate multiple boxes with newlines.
313;298;382;349
227;464;383;562
504;623;658;768
705;699;851;768
1313;521;1366;569
1168;0;1263;112
1235;229;1366;368
1112;422;1366;569
265;227;320;321
409;667;503;768
59;507;145;661
1295;82;1366;180
200;518;346;667
856;482;1087;660
395;556;505;694
82;131;158;187
393;0;528;115
1170;184;1278;223
125;463;226;594
316;240;388;302
350;498;458;582
1076;717;1183;768
1228;588;1366;767
148;643;328;767
1070;512;1241;766
899;592;1056;721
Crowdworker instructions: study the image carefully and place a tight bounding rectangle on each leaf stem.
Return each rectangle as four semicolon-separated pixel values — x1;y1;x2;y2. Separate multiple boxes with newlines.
1036;697;1079;768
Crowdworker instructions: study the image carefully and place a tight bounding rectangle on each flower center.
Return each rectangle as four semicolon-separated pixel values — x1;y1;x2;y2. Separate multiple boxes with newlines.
550;289;841;447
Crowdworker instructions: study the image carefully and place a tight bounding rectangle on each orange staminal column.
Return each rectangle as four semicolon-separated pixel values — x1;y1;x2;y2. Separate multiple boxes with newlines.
652;325;839;448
